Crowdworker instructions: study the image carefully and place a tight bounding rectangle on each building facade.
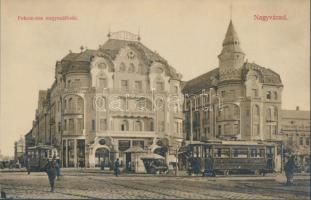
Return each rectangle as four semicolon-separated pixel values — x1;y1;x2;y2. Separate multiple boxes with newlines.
182;20;283;143
27;31;184;169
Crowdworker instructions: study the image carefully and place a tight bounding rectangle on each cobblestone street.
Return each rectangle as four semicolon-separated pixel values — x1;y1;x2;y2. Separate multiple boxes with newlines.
0;171;309;199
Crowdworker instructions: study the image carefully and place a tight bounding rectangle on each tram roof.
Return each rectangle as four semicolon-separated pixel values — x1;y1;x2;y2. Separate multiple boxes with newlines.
187;140;278;146
28;145;56;150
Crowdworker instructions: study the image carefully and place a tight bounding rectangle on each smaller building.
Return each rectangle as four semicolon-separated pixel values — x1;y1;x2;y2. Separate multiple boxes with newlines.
280;107;310;171
25;129;35;155
14;136;25;167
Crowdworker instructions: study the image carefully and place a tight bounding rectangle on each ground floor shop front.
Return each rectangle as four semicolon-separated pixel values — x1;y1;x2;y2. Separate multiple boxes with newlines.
61;136;181;173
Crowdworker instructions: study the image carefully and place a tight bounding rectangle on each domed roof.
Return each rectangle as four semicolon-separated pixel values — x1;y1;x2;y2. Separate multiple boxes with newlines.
59;38;181;80
242;62;283;85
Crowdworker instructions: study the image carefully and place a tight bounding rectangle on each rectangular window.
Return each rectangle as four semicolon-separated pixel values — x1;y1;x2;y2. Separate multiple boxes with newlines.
92;120;96;131
299;137;304;145
174;86;178;94
233;124;239;135
266;91;271;99
121;80;129;91
156;82;164;91
134;81;142;91
175;122;179;133
252;89;258;97
77;118;83;131
224;124;231;135
64;120;67;131
58;122;61;132
253;124;260;136
288;136;293;145
118;140;130;151
100;119;107;131
306;137;310;146
221;91;226;97
218;125;222;136
69;119;74;131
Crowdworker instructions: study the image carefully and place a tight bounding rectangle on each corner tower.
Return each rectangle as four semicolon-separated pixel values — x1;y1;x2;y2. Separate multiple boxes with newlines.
218;20;245;81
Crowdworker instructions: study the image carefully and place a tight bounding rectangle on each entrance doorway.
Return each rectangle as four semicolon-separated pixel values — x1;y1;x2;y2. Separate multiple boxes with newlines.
95;148;111;169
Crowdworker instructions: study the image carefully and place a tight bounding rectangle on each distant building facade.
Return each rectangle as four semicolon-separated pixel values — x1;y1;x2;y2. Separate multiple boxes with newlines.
280;107;310;169
26;31;183;168
182;20;283;142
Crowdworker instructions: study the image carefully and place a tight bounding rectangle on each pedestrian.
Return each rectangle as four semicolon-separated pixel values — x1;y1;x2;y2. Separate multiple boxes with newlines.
55;157;61;180
26;156;31;175
79;158;84;170
193;159;201;176
1;187;6;199
284;155;297;186
127;161;132;172
267;154;273;171
45;158;57;192
114;158;120;177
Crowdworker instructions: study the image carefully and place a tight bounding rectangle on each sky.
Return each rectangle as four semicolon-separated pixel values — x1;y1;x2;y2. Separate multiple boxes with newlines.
0;0;310;156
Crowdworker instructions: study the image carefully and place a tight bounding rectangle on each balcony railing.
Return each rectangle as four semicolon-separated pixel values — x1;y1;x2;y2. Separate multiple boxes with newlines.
109;110;155;117
216;115;240;121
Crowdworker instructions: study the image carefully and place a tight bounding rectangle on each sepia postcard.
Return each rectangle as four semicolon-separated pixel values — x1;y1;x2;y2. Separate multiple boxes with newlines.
0;0;310;199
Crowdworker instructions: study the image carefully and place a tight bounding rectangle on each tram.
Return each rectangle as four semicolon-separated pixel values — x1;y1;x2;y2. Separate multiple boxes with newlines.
27;145;59;172
178;140;282;176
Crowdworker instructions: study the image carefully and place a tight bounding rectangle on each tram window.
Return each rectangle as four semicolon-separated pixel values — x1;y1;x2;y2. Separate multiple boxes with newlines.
221;149;230;158
250;149;264;158
232;149;248;158
213;148;230;158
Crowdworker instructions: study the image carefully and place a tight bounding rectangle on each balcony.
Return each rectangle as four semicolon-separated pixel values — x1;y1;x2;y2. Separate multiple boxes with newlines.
109;110;155;118
96;131;157;138
64;108;84;115
108;88;153;96
64;86;89;94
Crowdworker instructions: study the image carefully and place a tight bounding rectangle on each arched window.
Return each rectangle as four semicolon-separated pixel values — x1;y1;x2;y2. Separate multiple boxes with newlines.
120;62;126;72
128;63;135;73
150;121;154;131
135;121;142;131
97;77;107;88
77;97;84;112
64;99;67;110
274;107;278;121
233;105;240;117
121;120;129;131
253;105;260;117
223;106;229;119
274;91;278;100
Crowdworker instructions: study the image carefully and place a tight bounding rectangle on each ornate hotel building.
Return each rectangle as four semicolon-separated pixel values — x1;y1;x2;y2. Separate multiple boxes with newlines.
26;31;184;168
182;20;284;142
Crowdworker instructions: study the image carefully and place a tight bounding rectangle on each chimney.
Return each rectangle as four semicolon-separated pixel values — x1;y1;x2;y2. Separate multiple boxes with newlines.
296;106;299;111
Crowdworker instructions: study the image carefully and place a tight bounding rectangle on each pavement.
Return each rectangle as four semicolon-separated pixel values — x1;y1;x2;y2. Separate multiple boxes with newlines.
0;170;310;199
